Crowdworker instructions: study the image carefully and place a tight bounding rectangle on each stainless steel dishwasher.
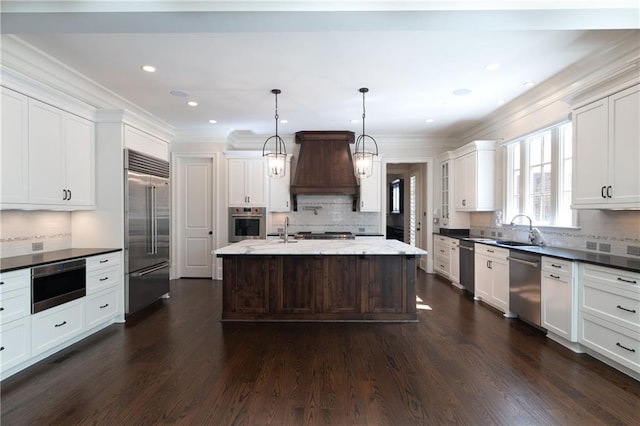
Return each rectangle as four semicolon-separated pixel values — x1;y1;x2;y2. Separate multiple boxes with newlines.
508;250;543;328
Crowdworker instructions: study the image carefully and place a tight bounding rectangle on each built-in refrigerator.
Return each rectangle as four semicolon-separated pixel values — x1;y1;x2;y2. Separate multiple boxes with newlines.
124;149;170;315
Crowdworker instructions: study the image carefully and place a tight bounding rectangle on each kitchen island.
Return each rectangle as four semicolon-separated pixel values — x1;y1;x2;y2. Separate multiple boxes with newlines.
214;239;427;322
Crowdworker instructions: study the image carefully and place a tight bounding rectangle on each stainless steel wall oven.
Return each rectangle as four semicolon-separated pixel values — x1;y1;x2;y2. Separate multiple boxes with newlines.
228;207;266;242
31;259;86;313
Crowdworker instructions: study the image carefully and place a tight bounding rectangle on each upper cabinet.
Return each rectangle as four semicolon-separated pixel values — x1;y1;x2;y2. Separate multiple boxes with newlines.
572;84;639;209
359;157;381;212
227;155;267;207
438;152;469;229
453;140;495;212
268;155;292;212
1;87;95;210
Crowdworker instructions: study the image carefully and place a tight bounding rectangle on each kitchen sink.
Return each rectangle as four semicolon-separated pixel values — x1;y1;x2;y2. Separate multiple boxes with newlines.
495;240;539;248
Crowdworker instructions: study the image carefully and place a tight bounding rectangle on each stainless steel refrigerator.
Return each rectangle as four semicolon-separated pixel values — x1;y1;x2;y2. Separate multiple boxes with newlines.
124;149;170;315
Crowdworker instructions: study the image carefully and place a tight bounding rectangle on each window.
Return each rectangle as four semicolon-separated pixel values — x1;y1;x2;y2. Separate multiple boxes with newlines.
390;179;403;214
505;122;574;227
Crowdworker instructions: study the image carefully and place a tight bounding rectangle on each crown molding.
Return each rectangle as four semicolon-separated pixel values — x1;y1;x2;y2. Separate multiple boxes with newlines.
1;35;174;137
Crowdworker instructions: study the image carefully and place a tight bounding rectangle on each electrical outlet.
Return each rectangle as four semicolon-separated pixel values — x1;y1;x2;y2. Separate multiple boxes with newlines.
598;243;611;253
32;242;44;251
586;241;597;250
497;232;503;238
627;245;640;256
480;230;485;236
358;227;365;232
490;231;496;237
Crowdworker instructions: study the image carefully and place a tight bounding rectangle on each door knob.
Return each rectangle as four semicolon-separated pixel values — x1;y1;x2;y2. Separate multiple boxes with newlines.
209;231;213;235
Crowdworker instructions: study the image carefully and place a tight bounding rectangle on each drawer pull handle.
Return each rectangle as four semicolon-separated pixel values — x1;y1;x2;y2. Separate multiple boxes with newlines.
100;303;109;309
549;274;560;279
0;281;4;285
617;277;637;284
487;249;494;253
551;264;562;268
0;307;4;311
0;346;4;351
99;277;109;281
616;305;637;313
54;321;67;328
99;259;109;264
616;342;636;353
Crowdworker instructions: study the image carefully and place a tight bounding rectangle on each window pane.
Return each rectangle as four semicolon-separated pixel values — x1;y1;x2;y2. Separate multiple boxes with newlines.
543;132;552;163
530;137;541;165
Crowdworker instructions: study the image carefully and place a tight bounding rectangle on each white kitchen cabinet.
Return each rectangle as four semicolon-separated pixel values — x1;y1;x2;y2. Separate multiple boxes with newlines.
0;269;32;377
85;252;122;329
31;298;84;357
27;98;95;209
579;263;640;377
433;235;450;279
453;141;495;212
438;153;470;229
228;156;267;207
268;155;292;212
542;257;578;345
85;287;119;330
0;87;29;204
474;244;510;314
359;157;381;212
449;238;460;286
572;84;640;209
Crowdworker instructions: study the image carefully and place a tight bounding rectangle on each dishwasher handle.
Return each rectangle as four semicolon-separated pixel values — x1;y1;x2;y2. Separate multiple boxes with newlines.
507;257;540;268
459;246;474;252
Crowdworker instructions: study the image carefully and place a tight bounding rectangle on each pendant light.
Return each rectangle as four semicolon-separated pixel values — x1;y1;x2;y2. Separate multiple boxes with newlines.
353;87;378;179
262;89;287;178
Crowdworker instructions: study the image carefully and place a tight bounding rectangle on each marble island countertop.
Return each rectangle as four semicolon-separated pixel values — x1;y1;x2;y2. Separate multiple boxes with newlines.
214;238;428;256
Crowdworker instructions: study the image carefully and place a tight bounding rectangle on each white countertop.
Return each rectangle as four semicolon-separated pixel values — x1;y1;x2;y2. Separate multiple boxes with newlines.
214;238;428;256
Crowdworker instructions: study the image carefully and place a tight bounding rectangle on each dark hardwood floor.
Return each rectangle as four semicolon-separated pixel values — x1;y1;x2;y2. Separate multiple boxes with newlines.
2;272;639;425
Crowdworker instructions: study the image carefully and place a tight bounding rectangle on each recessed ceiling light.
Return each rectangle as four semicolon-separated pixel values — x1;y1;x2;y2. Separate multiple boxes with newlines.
350;119;359;124
280;119;288;124
484;63;500;71
208;119;217;124
141;65;156;73
497;99;506;105
170;89;190;97
426;118;434;123
452;88;472;96
523;81;536;87
187;101;198;107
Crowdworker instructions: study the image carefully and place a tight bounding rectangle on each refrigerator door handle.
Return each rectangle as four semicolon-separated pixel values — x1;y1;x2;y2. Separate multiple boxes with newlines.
132;262;170;277
152;185;157;254
146;185;153;254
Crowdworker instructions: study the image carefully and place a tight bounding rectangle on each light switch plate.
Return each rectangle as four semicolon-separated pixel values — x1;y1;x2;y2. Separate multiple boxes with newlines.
32;242;43;251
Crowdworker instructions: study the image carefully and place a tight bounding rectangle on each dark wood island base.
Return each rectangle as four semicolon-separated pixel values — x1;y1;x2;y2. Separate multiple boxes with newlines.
220;255;418;322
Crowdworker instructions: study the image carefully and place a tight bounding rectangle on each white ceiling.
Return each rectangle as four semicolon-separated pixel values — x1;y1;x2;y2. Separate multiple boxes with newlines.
2;1;639;141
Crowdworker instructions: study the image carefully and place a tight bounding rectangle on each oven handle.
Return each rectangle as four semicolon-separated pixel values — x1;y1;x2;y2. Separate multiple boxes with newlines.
132;262;169;278
231;214;263;218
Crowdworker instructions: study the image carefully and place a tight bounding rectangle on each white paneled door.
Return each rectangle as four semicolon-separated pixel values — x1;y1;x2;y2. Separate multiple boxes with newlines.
177;157;213;278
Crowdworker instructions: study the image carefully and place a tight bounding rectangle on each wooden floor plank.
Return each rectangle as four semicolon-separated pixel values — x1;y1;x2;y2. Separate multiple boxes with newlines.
2;273;639;425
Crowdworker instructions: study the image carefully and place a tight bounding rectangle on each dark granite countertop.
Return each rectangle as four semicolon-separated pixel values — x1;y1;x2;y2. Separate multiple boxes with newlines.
0;248;122;273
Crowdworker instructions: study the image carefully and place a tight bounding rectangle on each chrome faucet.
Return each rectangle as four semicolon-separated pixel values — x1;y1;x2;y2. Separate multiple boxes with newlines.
509;214;543;245
283;216;289;243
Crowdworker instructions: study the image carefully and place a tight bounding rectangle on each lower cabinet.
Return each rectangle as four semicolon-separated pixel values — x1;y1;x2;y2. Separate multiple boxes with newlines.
541;257;578;344
85;287;120;329
32;299;85;356
0;316;31;373
0;269;31;376
579;263;640;377
474;244;510;314
221;254;417;321
433;235;451;279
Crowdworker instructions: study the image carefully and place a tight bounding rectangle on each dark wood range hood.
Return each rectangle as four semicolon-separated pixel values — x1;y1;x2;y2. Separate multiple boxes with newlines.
291;131;359;211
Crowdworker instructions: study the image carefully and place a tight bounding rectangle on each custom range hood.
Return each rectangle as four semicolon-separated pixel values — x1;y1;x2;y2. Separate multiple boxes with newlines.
291;131;359;211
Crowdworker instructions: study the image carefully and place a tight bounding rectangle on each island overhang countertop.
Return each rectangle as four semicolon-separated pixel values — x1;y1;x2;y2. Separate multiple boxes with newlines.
214;238;428;256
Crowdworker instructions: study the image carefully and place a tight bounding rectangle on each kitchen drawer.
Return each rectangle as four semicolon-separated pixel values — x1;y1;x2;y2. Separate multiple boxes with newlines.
582;281;639;332
0;269;30;294
85;287;119;329
0;316;31;374
434;243;449;259
31;299;84;356
0;287;31;325
582;264;639;293
542;257;574;275
581;312;640;373
87;265;120;293
475;243;508;259
434;235;449;244
434;257;450;276
86;252;121;272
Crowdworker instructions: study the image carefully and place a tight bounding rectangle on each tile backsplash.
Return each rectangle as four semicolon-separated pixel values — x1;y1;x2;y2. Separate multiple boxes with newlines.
269;195;380;234
0;211;72;258
470;210;640;257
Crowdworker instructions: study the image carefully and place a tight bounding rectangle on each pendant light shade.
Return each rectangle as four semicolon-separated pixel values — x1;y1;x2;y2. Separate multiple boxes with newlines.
353;87;378;179
262;89;287;178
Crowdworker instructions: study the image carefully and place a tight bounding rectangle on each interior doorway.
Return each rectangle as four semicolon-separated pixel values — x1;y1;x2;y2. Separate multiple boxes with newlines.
175;156;214;278
384;160;432;272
